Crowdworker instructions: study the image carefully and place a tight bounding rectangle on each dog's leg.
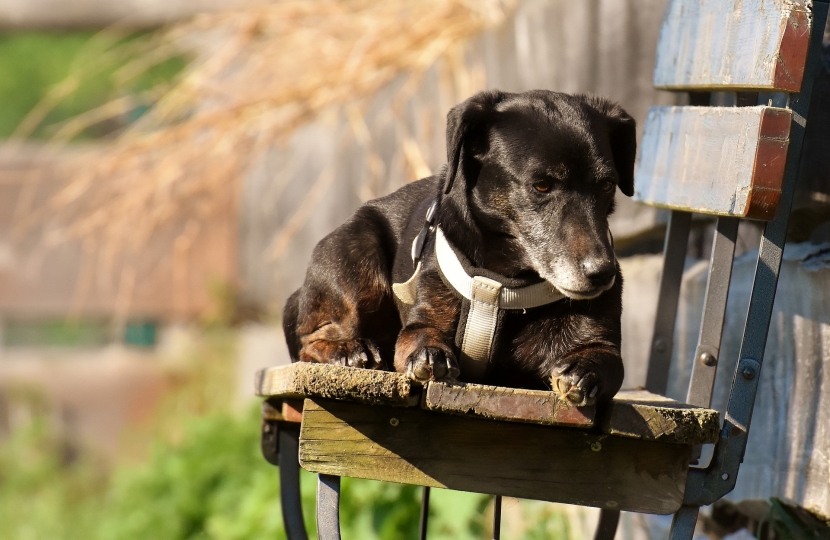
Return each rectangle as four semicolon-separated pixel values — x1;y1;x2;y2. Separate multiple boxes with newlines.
394;270;461;382
291;215;399;370
294;275;397;370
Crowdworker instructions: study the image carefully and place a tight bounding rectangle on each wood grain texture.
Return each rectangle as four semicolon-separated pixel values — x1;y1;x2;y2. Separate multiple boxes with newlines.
299;399;691;515
634;105;791;220
423;381;595;427
255;363;416;406
257;364;719;442
606;390;720;444
654;0;811;91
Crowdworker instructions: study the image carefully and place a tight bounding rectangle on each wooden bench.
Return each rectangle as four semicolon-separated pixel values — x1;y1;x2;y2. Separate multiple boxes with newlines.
257;1;830;538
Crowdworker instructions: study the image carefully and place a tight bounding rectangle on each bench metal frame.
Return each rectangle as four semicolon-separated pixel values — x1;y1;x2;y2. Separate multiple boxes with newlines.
262;2;830;538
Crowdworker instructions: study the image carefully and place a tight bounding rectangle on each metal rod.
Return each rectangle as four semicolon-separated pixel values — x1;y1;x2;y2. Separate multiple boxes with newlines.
683;0;830;507
278;425;309;540
419;487;430;540
669;505;700;540
492;495;502;540
686;216;739;408
645;210;692;394
593;509;621;540
316;475;342;540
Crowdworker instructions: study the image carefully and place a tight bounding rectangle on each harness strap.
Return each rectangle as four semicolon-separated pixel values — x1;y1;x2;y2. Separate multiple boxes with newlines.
434;228;565;309
391;204;567;381
434;228;565;378
460;275;502;379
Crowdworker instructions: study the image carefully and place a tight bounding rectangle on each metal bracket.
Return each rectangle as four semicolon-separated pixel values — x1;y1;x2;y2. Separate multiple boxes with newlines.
681;0;829;509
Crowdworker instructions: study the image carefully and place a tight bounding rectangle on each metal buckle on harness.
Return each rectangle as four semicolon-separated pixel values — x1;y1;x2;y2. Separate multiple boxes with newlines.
411;200;438;263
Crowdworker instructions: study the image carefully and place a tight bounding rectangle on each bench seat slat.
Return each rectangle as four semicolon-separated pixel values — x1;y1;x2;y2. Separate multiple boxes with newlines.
634;105;791;220
654;0;811;91
256;364;720;444
299;398;691;515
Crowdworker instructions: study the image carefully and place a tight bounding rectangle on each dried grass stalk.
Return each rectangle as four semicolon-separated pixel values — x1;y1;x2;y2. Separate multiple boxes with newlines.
36;0;513;259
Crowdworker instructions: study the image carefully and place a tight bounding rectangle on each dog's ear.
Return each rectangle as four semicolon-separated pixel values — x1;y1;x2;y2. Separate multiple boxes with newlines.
444;90;505;194
583;96;637;197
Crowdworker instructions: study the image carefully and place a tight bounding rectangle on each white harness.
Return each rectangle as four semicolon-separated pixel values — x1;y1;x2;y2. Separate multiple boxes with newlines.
392;202;565;380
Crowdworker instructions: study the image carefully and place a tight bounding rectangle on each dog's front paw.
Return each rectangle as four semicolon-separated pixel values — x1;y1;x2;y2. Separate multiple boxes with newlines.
300;338;383;370
551;360;605;407
405;347;460;383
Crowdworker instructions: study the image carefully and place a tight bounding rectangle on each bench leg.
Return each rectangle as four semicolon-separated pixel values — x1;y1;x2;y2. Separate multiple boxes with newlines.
492;495;502;540
668;505;699;540
593;509;620;540
278;424;309;540
419;487;430;540
317;474;342;540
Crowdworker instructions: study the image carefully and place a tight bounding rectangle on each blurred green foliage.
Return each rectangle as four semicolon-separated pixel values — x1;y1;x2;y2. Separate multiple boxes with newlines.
0;404;494;540
0;323;574;539
0;31;185;140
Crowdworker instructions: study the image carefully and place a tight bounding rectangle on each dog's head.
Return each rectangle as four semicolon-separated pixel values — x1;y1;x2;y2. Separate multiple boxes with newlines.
443;90;636;300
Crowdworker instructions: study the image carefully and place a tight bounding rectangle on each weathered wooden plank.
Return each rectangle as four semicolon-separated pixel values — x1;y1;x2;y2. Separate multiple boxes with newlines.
257;364;719;441
634;106;791;220
423;381;595;427
299;399;691;515
424;384;718;443
654;0;812;91
255;363;417;406
606;390;720;444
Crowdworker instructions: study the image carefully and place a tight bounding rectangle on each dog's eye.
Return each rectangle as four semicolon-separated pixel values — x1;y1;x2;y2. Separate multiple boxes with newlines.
601;180;616;193
533;180;552;193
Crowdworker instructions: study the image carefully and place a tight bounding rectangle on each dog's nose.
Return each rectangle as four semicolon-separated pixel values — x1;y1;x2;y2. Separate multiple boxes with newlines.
582;259;616;287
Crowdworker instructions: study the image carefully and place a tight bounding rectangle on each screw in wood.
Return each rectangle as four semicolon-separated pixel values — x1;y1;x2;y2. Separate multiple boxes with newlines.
389;418;400;427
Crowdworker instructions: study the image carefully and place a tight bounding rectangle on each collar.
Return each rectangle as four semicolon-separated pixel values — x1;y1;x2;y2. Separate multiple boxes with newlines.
434;227;565;310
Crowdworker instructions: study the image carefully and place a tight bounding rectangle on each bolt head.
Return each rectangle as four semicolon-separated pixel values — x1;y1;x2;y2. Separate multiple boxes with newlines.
699;352;716;366
741;367;756;380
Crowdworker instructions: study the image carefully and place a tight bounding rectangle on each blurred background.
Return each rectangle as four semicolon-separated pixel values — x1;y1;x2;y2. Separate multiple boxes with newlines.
0;0;829;538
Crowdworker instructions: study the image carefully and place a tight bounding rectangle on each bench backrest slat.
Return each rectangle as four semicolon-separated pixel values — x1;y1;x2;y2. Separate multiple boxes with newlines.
634;105;791;220
654;0;811;91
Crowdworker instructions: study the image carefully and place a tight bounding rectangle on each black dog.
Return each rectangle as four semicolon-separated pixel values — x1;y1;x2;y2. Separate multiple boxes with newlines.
283;90;635;406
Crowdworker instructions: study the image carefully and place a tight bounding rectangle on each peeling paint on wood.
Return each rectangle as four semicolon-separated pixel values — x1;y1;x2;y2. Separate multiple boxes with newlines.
423;381;595;427
634;106;791;220
299;398;692;515
654;0;812;91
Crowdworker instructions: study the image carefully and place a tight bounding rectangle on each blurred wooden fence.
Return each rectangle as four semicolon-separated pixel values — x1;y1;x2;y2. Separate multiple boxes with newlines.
242;0;676;312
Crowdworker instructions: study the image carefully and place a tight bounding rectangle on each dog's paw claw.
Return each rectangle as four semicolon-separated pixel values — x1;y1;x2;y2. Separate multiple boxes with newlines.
336;340;383;370
551;362;600;407
405;347;458;383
